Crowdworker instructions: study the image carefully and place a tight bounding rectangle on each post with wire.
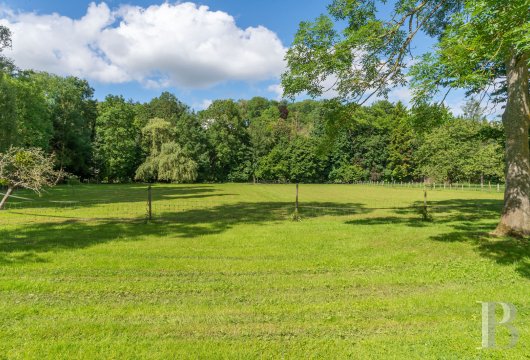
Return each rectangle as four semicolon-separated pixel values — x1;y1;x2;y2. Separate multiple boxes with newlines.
147;184;152;221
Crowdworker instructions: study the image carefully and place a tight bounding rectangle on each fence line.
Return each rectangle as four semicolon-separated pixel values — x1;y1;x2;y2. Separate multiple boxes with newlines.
0;183;503;227
358;180;504;191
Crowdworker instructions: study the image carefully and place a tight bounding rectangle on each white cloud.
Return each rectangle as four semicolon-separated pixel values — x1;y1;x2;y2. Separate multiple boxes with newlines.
194;99;213;111
267;83;283;100
0;2;287;88
388;86;413;105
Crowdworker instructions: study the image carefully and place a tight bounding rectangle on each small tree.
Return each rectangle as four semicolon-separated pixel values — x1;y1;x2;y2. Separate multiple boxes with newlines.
0;147;62;209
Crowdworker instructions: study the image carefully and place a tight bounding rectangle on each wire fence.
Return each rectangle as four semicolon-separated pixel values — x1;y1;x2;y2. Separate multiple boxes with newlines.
350;181;505;192
0;183;503;227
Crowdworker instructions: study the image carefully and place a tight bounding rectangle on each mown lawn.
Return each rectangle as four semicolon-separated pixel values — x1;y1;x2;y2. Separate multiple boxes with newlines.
0;184;528;359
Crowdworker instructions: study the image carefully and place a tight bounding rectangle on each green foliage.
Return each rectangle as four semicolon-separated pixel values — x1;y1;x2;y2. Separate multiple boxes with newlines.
256;144;290;182
0;73;17;151
135;142;197;183
0;46;509;187
12;73;54;150
33;73;97;178
94;95;142;182
136;92;189;128
328;163;367;183
141;118;174;155
282;0;463;102
0;25;11;51
411;0;530;102
408;103;452;134
416;118;504;183
200;100;250;181
0;72;54;152
256;137;328;183
388;114;417;181
135;117;198;183
289;137;328;183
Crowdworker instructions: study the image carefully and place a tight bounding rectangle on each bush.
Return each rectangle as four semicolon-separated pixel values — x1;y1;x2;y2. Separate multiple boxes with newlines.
328;164;367;183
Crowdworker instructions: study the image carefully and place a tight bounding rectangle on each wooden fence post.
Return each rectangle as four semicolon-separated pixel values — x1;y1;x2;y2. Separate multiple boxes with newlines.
147;185;152;221
422;188;429;221
295;183;299;213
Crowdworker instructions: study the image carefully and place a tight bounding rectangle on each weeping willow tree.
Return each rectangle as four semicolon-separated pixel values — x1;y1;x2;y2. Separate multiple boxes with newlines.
135;118;197;183
282;0;530;236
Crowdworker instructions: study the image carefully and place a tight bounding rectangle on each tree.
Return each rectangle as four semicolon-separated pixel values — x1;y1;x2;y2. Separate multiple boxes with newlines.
34;73;97;178
0;73;17;151
136;92;189;130
328;163;366;183
140;118;174;155
173;113;209;181
0;30;52;152
388;113;417;181
289;137;328;183
416;119;504;183
135;142;197;183
247;117;274;183
256;143;290;182
12;72;54;150
282;0;530;236
0;25;14;71
134;118;198;183
200;100;250;181
0;25;11;53
94;95;141;182
461;98;487;123
0;147;62;209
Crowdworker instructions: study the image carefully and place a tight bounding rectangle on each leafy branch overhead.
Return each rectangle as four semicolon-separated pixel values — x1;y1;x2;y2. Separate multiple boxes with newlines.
282;0;530;236
282;0;529;106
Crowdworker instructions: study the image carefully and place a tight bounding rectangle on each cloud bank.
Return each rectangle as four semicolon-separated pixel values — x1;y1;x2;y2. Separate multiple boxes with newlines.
0;2;287;88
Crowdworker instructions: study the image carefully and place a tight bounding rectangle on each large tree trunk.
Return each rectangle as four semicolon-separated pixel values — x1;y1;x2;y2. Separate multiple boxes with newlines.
0;186;13;210
494;52;530;236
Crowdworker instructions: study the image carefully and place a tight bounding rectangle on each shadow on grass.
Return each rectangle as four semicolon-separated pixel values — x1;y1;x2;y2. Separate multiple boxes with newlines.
0;201;369;265
3;196;527;280
347;198;530;279
4;184;226;210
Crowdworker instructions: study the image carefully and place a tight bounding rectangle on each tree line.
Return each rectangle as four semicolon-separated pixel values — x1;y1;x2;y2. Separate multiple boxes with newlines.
0;68;506;185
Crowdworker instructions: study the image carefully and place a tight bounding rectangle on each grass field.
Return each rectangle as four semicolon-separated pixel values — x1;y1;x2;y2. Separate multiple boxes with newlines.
0;183;528;359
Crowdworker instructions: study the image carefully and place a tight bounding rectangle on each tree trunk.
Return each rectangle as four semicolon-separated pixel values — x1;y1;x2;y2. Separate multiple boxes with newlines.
494;52;530;236
0;186;13;210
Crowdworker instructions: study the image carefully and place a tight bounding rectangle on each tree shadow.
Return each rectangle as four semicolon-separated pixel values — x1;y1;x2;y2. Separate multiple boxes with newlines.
4;185;228;211
0;201;369;265
0;220;157;265
347;198;530;279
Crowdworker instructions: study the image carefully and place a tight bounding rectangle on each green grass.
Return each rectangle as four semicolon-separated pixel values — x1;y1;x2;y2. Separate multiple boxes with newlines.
0;184;528;359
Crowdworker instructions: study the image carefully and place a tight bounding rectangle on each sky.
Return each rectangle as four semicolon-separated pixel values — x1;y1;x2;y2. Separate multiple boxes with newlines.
0;0;476;114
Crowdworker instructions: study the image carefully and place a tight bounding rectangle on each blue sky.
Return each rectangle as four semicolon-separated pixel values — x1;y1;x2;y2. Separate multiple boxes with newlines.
0;0;474;114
